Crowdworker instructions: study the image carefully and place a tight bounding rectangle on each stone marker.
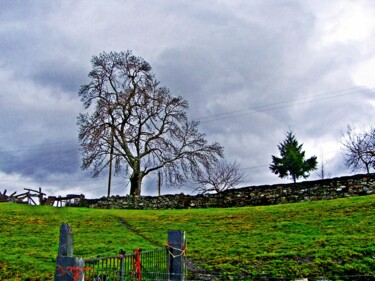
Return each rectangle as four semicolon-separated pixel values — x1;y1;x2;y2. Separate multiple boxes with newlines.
54;223;85;281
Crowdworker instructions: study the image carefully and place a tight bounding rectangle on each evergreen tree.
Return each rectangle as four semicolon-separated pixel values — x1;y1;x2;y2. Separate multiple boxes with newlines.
270;131;317;183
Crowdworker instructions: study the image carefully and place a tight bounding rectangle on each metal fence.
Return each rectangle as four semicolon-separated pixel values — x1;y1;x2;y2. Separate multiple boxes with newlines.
84;248;168;281
54;225;185;281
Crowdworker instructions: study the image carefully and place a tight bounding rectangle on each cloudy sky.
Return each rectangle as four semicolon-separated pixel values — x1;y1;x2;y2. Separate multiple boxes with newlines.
1;0;374;198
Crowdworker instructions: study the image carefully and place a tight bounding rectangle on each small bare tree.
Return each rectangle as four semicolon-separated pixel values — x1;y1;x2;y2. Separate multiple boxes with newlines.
192;160;245;194
341;125;375;174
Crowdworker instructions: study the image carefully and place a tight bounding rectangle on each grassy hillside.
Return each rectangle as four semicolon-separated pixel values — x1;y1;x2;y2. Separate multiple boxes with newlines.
0;195;374;280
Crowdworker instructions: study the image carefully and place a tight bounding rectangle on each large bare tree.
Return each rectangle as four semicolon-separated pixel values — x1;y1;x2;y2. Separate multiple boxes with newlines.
77;51;223;195
341;125;375;174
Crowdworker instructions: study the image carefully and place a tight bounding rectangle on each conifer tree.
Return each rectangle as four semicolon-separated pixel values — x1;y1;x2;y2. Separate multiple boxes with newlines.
270;131;317;183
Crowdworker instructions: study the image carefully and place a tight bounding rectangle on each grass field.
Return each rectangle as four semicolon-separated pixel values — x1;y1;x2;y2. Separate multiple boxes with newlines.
0;195;374;280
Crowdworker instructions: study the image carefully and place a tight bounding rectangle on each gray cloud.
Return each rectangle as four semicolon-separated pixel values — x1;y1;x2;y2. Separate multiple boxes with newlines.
0;0;374;198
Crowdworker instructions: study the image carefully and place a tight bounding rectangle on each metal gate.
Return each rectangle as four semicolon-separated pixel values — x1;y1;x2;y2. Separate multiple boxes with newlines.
84;248;168;281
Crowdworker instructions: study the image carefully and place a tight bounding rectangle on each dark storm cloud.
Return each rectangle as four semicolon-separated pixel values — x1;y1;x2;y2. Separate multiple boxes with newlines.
31;59;87;93
154;1;316;123
0;142;80;178
0;1;88;93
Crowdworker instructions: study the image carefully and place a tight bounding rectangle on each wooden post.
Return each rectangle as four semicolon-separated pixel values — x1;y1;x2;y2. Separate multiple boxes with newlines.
54;223;85;281
38;187;46;205
107;123;115;198
158;171;161;196
168;230;186;281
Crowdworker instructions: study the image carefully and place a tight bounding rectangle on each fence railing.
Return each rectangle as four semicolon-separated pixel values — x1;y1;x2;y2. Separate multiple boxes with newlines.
83;248;168;281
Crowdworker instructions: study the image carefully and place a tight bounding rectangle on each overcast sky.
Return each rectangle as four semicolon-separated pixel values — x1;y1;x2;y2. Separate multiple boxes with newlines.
1;0;374;198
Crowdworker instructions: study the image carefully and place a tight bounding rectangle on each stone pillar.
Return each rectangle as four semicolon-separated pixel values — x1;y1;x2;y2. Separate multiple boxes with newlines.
54;223;85;281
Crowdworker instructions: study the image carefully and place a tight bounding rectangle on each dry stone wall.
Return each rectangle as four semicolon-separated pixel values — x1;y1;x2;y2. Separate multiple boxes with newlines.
80;173;375;209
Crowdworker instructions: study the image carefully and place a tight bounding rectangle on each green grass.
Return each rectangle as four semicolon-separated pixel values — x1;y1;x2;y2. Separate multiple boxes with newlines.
0;195;374;280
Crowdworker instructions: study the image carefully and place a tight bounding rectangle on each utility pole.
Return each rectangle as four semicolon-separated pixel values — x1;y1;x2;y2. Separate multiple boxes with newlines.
158;171;161;196
107;126;114;198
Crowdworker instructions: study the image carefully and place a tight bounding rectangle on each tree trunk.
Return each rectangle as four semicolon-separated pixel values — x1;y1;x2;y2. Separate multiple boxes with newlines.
292;175;297;183
366;164;370;174
130;172;143;196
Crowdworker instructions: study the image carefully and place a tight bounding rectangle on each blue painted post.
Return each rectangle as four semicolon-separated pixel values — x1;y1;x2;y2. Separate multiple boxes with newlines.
168;230;186;281
54;223;85;281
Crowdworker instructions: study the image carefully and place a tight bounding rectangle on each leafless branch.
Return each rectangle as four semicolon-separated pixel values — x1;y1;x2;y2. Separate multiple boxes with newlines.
192;160;245;194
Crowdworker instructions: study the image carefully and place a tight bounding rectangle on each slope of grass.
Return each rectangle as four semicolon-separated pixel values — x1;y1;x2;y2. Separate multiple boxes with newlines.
0;205;156;280
0;195;374;280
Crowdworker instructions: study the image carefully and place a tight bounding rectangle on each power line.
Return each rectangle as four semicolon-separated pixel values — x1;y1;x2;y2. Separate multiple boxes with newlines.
0;149;79;167
240;164;269;170
0;175;129;184
0;139;76;148
200;86;372;120
0;178;104;183
0;142;78;154
0;86;370;185
0;87;372;155
197;86;374;123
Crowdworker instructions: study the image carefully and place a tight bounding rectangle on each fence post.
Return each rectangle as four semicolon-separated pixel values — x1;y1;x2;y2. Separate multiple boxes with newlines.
54;223;85;281
168;230;186;281
119;249;125;281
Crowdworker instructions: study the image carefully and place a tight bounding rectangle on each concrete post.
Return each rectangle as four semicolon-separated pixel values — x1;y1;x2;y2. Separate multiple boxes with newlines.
54;223;85;281
168;230;186;281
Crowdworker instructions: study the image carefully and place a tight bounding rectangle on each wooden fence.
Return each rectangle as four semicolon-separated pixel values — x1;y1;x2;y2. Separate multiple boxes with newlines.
0;188;84;207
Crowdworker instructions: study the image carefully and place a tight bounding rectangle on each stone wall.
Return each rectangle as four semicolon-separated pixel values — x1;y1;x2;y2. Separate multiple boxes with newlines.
80;173;375;209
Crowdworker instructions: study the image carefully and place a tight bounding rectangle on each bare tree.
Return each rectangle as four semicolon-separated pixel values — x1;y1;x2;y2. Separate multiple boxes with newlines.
77;51;223;195
192;160;245;194
341;125;375;174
